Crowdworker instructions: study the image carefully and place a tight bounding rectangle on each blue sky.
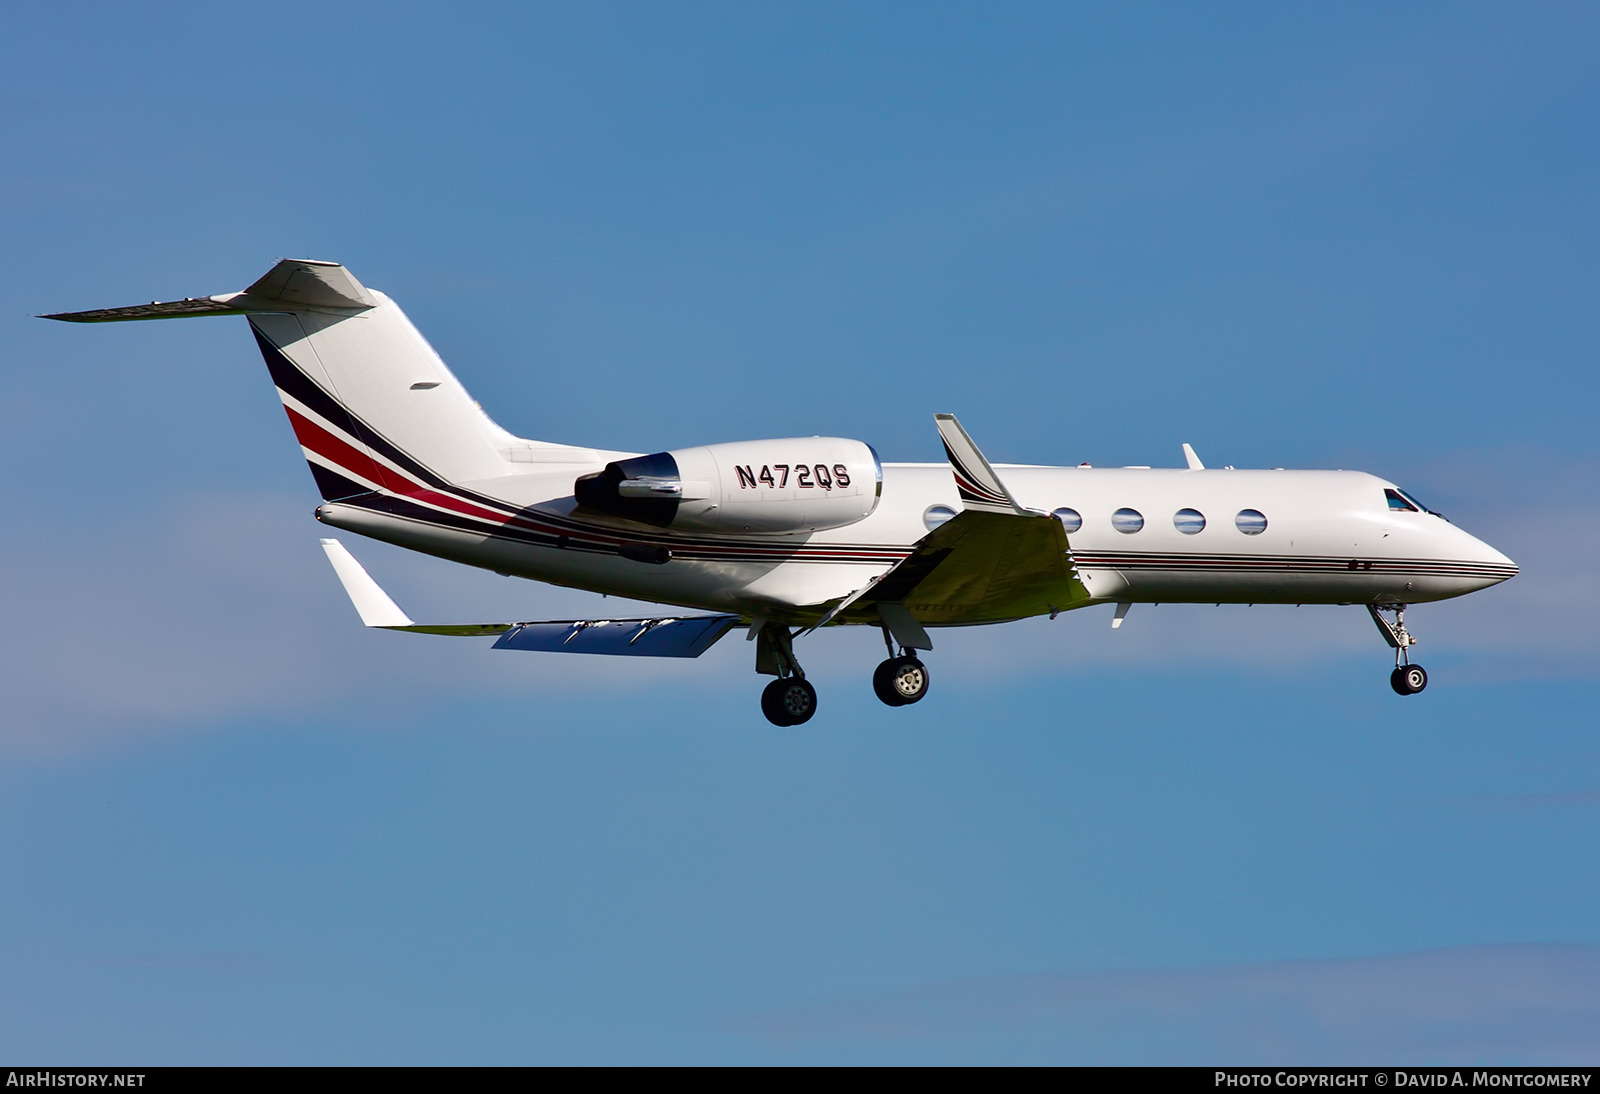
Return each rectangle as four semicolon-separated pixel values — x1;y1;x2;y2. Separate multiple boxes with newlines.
2;2;1597;1064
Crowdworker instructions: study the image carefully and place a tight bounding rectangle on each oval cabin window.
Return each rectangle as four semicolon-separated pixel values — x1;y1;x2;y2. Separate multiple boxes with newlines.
1112;508;1144;534
1235;509;1268;535
1173;508;1206;534
923;505;957;532
1052;507;1082;534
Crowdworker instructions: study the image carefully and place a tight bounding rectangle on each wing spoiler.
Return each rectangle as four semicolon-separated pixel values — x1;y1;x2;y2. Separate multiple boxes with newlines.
319;539;737;658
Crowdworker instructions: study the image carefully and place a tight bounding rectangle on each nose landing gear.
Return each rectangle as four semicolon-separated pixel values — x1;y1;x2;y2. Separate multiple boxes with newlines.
1390;663;1428;696
1369;604;1427;695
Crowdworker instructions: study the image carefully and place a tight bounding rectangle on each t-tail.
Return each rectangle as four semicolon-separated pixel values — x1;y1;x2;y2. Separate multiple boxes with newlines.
41;259;594;503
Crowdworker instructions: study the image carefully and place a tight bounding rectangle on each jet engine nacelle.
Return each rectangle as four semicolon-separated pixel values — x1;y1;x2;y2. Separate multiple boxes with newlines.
575;438;882;535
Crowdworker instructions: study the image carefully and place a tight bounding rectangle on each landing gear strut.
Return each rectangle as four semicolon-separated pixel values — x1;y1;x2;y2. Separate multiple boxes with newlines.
872;623;930;707
755;622;817;726
1368;604;1427;696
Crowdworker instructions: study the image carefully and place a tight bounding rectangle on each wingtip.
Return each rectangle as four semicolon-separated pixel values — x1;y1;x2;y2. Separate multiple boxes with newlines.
320;537;416;628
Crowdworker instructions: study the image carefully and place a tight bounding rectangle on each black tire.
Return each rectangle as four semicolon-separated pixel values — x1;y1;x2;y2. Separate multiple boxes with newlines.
761;679;794;725
873;659;907;706
762;677;817;726
1390;664;1428;695
873;656;929;707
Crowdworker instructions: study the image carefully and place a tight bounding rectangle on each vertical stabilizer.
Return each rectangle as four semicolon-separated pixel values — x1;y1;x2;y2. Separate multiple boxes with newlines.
42;259;596;503
249;294;519;500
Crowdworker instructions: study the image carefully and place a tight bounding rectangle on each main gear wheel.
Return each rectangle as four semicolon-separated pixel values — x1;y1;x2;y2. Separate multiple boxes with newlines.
761;677;818;725
873;656;930;707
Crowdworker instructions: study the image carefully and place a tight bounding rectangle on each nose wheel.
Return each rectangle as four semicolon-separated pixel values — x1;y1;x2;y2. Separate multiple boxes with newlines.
1390;664;1428;695
1369;604;1427;696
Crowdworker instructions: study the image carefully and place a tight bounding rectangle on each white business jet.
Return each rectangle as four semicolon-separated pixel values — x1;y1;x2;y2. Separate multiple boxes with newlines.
45;259;1518;725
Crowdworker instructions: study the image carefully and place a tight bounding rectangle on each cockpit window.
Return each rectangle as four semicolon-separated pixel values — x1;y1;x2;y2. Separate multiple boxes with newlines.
1386;488;1442;517
1400;489;1437;515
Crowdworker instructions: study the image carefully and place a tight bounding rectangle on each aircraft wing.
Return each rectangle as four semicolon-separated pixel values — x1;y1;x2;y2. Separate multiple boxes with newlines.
320;538;737;657
840;415;1091;627
854;508;1090;626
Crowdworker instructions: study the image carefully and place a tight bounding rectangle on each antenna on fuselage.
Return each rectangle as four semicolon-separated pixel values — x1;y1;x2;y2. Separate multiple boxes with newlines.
1182;443;1205;470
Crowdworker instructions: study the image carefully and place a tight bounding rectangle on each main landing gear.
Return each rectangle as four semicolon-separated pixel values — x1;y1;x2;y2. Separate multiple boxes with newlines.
755;622;818;726
753;619;934;725
761;677;818;726
872;623;930;708
1368;604;1427;696
874;657;930;706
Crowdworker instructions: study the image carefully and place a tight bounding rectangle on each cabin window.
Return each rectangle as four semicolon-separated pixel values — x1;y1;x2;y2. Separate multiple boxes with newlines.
1052;507;1082;533
1112;508;1144;534
1385;489;1417;512
1173;508;1206;534
923;505;957;532
1235;509;1268;535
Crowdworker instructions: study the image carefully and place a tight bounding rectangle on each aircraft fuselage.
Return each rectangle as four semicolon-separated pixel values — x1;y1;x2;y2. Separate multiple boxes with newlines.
315;461;1516;625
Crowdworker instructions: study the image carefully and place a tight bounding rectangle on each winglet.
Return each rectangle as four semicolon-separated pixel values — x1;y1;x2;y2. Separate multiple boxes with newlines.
934;414;1024;515
320;538;415;628
1182;443;1205;471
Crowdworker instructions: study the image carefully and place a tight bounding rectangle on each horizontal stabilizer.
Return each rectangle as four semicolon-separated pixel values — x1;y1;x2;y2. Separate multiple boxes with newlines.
40;258;375;323
493;616;739;658
38;297;249;323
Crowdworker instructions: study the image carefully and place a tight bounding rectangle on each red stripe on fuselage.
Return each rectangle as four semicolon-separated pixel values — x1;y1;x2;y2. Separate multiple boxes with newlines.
284;406;513;527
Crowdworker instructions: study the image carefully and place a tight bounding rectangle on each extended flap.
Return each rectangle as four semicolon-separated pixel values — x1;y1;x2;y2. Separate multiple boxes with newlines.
493;616;739;658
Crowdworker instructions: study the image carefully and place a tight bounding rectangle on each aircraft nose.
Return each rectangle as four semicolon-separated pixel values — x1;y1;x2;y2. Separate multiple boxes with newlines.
1469;525;1516;570
1448;523;1518;588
